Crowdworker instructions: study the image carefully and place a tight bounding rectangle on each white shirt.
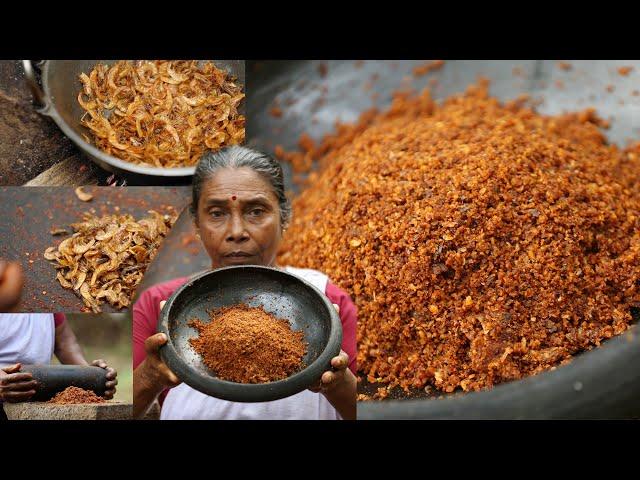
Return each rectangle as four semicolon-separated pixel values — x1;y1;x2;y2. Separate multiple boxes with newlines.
160;267;342;420
0;314;55;366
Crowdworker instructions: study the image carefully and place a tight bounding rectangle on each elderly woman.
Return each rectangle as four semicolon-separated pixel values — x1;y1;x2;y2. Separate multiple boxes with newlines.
133;146;357;420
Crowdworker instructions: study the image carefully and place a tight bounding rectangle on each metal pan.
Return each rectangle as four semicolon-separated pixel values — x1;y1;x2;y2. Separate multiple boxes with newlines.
247;60;640;418
23;60;244;182
359;324;640;419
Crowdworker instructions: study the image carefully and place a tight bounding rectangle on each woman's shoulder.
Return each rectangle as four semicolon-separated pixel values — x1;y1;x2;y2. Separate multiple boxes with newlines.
133;276;191;336
324;281;353;304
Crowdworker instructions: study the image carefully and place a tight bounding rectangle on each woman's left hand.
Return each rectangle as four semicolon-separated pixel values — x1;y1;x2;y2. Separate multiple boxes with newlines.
91;359;118;399
308;350;351;394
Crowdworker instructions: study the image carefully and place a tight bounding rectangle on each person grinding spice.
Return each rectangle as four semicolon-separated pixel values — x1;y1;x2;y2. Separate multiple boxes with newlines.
133;146;357;420
0;314;118;420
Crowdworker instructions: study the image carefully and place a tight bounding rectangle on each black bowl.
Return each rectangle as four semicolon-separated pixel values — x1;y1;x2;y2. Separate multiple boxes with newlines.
158;265;343;402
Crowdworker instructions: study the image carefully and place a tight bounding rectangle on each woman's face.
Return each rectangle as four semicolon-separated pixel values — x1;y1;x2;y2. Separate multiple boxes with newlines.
195;167;283;269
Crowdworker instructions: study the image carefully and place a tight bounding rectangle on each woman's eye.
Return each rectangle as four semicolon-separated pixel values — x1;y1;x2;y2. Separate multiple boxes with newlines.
210;210;225;218
249;208;265;217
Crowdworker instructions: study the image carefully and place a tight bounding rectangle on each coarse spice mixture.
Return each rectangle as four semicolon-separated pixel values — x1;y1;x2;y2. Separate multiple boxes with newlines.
412;60;445;77
189;305;307;383
277;80;640;397
48;386;106;404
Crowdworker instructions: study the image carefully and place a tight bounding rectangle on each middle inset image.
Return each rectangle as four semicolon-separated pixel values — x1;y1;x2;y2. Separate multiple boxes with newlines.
0;186;189;313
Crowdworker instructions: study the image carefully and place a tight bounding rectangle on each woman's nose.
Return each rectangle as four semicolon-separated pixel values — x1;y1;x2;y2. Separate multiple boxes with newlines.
226;214;249;242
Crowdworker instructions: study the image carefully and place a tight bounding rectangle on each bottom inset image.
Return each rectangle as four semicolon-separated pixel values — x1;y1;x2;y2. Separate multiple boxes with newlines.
0;313;131;420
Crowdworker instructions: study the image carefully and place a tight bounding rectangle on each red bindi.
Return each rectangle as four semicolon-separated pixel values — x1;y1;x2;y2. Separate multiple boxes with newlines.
231;195;237;201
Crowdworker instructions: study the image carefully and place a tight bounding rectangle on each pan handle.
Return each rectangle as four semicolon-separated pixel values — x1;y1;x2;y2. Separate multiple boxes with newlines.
22;60;50;114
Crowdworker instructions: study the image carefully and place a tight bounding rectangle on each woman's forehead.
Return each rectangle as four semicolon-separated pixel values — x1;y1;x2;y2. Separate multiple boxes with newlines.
200;167;277;200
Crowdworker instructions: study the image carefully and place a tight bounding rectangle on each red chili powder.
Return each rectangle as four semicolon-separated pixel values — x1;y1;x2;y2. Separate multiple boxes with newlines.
188;305;308;384
48;386;106;404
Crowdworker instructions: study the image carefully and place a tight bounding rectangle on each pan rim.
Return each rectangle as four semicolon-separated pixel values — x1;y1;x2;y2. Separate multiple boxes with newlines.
358;324;639;419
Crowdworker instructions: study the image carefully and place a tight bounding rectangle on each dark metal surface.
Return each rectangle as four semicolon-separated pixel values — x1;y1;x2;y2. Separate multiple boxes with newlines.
133;206;210;301
158;265;342;402
0;186;190;312
20;364;107;401
247;60;640;417
359;325;640;420
248;60;640;192
24;60;245;183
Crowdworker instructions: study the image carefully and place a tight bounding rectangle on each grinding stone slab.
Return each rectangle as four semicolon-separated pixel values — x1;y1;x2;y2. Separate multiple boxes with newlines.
4;401;132;420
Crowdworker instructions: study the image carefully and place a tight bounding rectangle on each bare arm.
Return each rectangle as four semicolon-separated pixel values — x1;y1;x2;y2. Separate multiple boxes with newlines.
54;321;88;365
54;321;118;398
133;332;180;419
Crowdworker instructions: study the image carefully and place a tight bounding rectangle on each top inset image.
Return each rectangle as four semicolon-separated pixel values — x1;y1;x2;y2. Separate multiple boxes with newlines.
1;60;245;186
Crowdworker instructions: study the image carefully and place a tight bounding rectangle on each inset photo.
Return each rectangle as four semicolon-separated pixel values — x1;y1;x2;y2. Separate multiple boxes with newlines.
0;186;189;313
0;313;131;420
1;60;244;186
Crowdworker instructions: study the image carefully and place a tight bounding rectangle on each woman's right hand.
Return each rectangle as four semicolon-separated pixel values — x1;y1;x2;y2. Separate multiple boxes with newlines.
137;301;180;390
0;363;38;403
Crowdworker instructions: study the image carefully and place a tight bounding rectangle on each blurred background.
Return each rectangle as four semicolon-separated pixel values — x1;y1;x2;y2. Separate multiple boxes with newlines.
52;313;131;403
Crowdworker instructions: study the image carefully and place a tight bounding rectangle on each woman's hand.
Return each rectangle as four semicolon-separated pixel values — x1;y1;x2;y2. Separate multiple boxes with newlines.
307;349;356;420
133;301;180;419
0;363;37;403
307;303;356;419
308;350;352;394
91;359;118;399
0;260;24;312
309;303;351;393
139;332;181;390
138;301;180;390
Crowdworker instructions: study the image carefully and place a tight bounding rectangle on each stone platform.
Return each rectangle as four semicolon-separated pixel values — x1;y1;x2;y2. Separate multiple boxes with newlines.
4;401;132;420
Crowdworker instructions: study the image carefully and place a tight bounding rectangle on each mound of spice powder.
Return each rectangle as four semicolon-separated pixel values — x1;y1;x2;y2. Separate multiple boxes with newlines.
48;386;106;404
188;305;307;383
277;81;640;396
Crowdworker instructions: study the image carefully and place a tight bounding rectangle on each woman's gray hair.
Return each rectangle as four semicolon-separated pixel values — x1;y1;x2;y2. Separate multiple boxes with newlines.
191;145;292;227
